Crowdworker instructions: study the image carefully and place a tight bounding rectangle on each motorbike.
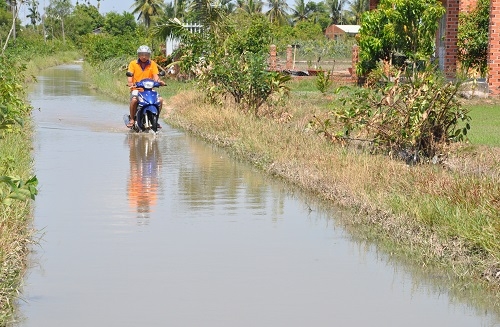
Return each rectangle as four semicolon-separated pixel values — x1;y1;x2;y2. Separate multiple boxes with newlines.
124;71;165;133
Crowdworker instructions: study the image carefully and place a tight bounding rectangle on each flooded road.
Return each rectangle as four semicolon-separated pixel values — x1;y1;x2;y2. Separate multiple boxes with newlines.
16;64;499;326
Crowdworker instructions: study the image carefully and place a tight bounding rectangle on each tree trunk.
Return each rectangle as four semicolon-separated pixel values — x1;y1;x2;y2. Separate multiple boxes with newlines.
61;19;65;43
2;1;20;54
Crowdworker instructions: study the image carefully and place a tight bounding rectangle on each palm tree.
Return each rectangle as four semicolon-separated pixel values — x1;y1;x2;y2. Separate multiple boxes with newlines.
131;0;167;28
154;0;227;40
265;0;289;26
219;0;236;14
174;0;190;18
26;0;41;28
291;0;310;24
236;0;263;14
327;0;346;24
347;0;368;24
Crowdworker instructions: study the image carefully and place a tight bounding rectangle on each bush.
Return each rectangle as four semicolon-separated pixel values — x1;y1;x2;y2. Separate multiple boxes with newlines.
79;33;140;65
0;56;38;204
197;13;291;115
316;64;471;161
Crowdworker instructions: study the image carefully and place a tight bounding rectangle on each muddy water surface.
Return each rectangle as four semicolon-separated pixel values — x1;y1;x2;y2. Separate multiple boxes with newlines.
15;64;500;326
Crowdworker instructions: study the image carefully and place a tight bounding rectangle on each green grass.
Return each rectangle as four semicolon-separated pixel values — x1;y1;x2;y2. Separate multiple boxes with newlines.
465;103;500;146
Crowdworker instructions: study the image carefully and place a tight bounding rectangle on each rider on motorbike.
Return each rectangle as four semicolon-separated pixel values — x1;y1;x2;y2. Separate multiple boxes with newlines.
127;45;165;128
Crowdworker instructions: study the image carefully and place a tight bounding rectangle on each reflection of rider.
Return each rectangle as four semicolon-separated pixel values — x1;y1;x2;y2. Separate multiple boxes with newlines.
126;45;165;128
127;135;161;217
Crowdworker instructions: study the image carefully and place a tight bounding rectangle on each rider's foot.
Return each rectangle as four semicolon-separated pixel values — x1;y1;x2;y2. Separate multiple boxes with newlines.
127;119;135;128
157;123;162;129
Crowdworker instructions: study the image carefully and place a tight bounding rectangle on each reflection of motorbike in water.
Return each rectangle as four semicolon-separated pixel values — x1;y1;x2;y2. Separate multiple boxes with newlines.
127;134;162;218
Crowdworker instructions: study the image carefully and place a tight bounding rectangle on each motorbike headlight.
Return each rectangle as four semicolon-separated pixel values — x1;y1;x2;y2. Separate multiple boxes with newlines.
143;81;155;89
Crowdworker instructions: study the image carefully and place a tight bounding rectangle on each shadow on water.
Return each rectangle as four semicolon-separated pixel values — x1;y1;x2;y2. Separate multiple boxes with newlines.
14;64;500;327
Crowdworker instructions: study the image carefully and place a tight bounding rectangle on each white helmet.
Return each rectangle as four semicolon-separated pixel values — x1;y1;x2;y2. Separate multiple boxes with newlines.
137;45;151;55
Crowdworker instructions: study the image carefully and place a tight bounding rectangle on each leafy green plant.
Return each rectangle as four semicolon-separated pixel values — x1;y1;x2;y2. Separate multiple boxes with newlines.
457;0;489;77
0;52;38;205
357;0;445;76
79;33;141;65
0;176;38;205
0;57;31;132
157;12;291;116
315;69;332;94
324;64;471;160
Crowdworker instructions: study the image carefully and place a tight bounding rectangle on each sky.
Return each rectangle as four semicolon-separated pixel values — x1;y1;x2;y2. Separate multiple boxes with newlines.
82;0;137;14
18;0;138;25
19;0;298;25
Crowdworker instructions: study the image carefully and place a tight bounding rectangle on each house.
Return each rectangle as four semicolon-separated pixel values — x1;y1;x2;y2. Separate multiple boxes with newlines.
324;25;360;40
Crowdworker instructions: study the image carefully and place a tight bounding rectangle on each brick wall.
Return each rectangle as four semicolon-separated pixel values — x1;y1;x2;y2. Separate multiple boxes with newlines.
488;0;500;95
443;0;460;78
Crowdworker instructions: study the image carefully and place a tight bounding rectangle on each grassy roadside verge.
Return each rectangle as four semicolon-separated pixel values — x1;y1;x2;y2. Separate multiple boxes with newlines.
83;63;500;313
0;51;80;325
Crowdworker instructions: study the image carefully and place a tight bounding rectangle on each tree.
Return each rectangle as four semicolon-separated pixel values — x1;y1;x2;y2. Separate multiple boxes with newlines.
291;0;310;24
26;0;41;29
345;0;368;24
103;11;137;36
0;1;14;42
357;0;445;76
457;0;489;77
131;0;166;28
201;12;290;114
265;0;289;26
45;0;73;43
172;0;189;18
2;0;22;53
219;0;236;14
66;3;104;41
306;1;330;30
236;0;263;14
326;0;346;24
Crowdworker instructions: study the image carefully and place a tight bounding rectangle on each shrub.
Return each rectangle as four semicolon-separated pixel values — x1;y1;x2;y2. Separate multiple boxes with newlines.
315;69;332;94
0;56;38;204
316;64;471;161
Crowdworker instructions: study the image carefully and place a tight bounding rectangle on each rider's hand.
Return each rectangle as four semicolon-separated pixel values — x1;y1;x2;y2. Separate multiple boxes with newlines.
159;81;165;86
128;82;134;88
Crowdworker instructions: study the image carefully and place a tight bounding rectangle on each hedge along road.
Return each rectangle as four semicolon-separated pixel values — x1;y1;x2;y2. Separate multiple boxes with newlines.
14;64;499;326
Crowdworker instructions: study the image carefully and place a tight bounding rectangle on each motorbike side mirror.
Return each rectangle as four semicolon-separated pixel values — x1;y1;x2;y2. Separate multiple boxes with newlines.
126;72;133;77
159;71;166;77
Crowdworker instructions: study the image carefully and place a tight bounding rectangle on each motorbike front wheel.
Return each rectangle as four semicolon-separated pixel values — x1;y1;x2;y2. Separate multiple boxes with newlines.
148;111;159;132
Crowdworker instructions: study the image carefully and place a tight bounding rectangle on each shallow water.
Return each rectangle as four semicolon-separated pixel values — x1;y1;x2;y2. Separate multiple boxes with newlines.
15;64;500;326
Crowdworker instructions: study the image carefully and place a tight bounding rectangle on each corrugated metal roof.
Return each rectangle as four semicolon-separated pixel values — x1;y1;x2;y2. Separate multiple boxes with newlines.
336;25;360;34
